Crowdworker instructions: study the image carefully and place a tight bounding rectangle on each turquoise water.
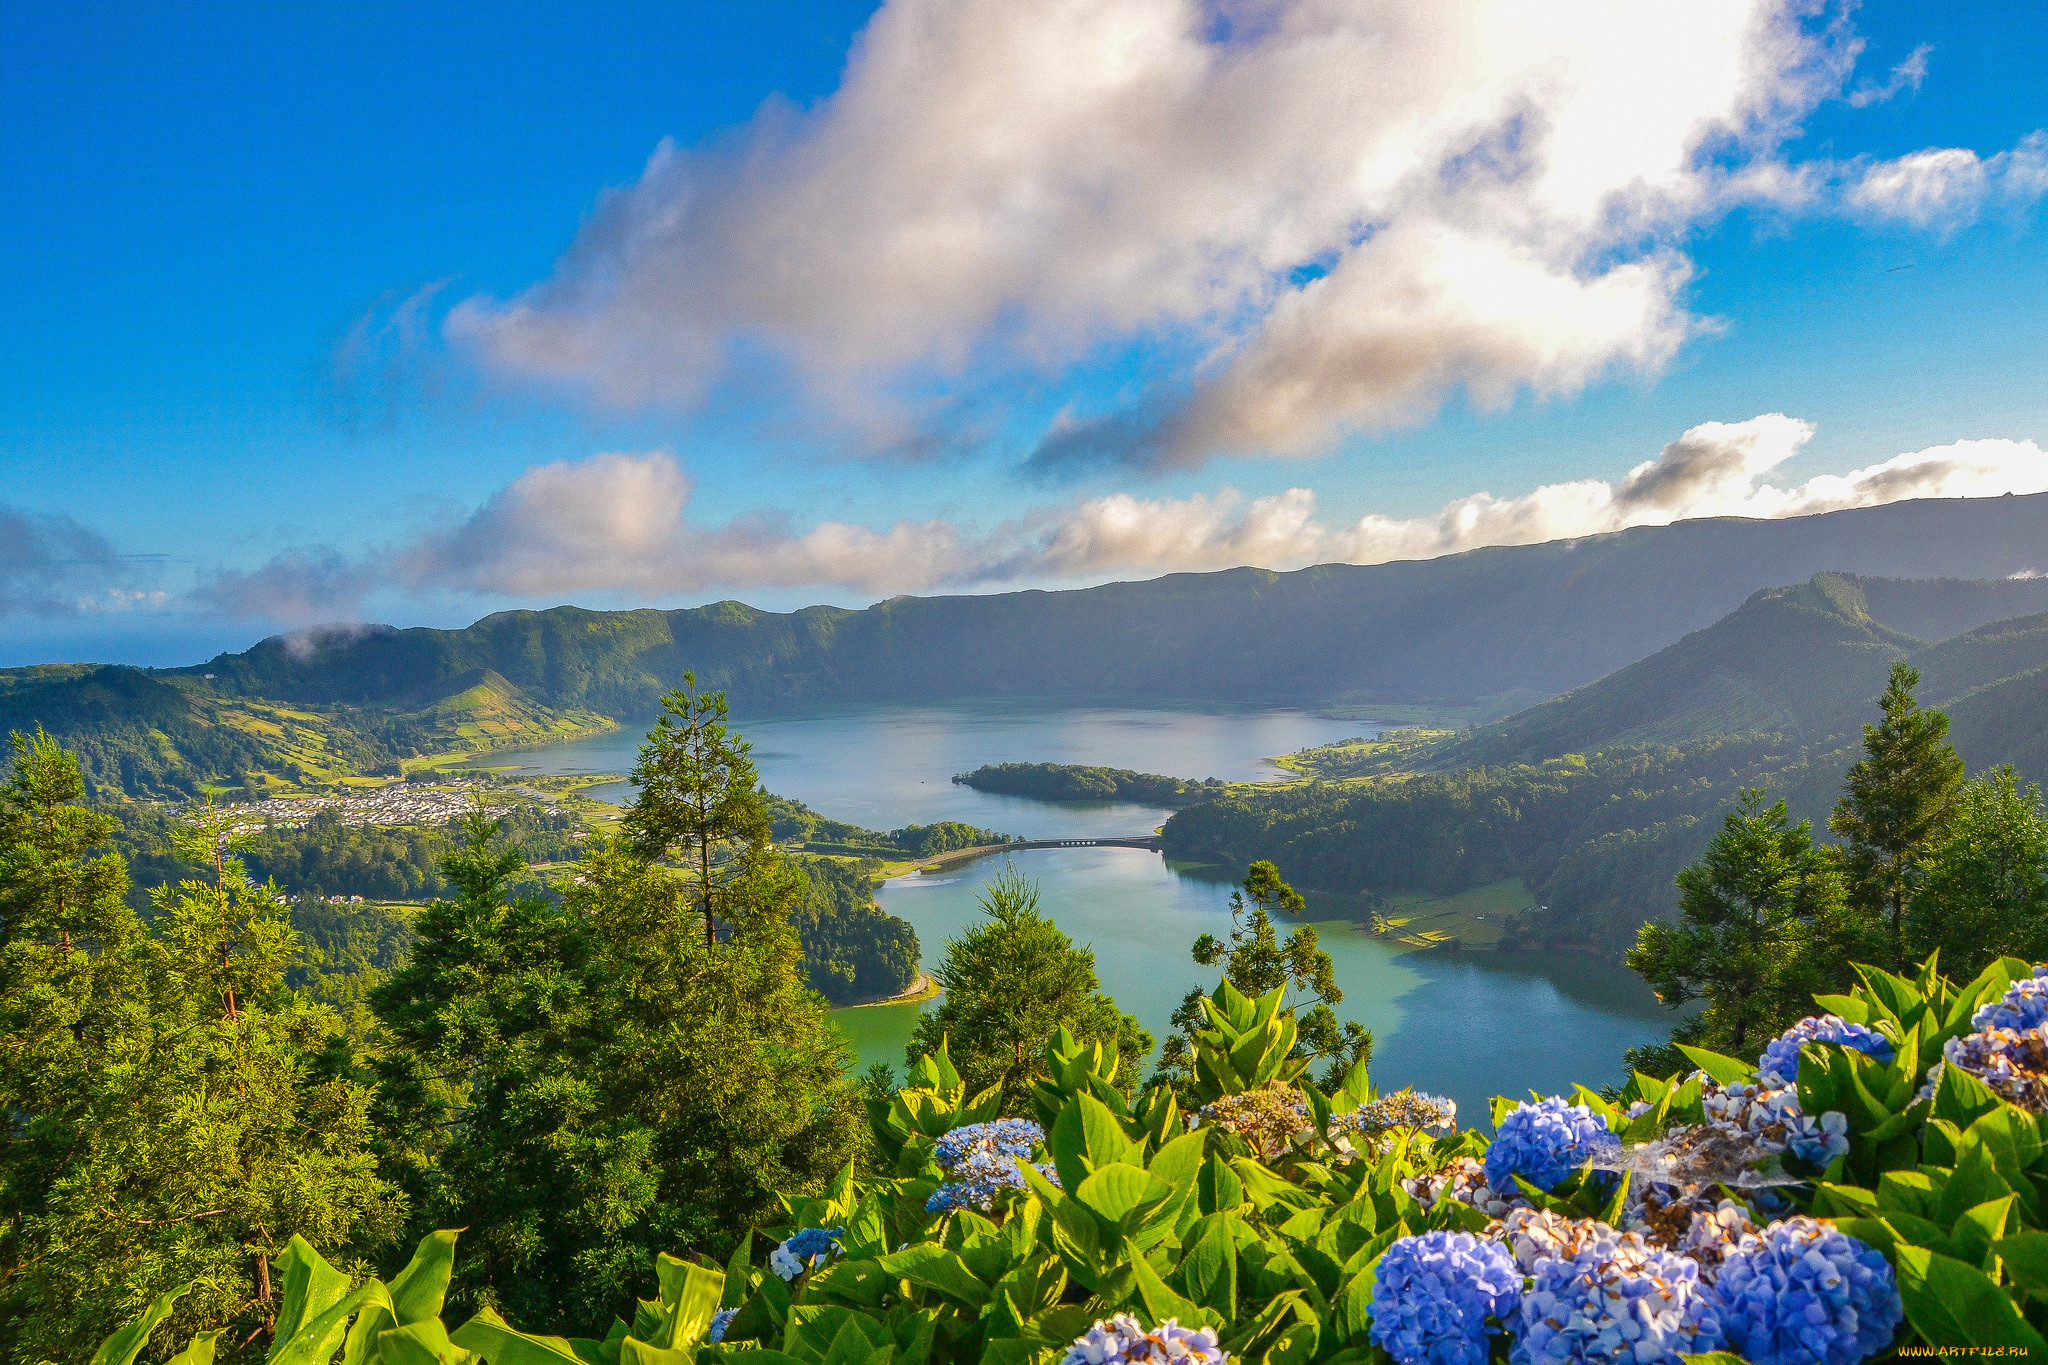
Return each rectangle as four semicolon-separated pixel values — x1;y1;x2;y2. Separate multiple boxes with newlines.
497;703;1675;1123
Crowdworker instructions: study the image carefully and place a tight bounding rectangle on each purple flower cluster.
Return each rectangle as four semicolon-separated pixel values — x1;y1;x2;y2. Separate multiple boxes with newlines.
1484;1098;1622;1192
1511;1221;1724;1365
1368;1231;1521;1365
927;1118;1056;1213
1061;1315;1226;1365
1343;1090;1458;1136
1714;1217;1902;1365
1942;1026;2048;1111
1757;1017;1896;1088
768;1226;844;1280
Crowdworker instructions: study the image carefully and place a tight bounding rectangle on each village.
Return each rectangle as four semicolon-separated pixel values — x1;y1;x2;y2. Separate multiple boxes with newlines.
182;779;521;836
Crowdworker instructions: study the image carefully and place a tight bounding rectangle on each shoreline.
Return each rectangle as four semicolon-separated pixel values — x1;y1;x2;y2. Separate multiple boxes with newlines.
838;972;938;1010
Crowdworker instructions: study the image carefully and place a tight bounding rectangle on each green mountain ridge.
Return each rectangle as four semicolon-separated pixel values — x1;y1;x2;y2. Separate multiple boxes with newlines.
182;493;2048;718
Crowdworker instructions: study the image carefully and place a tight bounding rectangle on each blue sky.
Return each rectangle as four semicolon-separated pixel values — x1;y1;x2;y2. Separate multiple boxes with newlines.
3;0;2045;665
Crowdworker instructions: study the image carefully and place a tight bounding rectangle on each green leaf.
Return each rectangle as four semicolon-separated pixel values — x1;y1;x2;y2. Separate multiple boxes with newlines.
1128;1244;1207;1328
1177;1214;1240;1320
389;1230;460;1326
271;1237;352;1361
653;1256;725;1346
807;1259;892;1310
1893;1244;2048;1348
272;1285;395;1365
1680;1355;1753;1365
878;1244;990;1306
1937;1142;2014;1231
91;1285;192;1365
382;1320;469;1365
1950;1196;2018;1268
1994;1230;2048;1297
166;1333;226;1365
452;1310;595;1364
1812;994;1872;1025
1674;1045;1755;1087
1934;1061;2008;1128
617;1341;692;1365
342;1304;396;1365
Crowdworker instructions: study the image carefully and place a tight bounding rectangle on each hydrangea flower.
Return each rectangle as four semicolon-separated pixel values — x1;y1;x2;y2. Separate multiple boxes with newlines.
1942;1026;2048;1111
1060;1314;1226;1365
1675;1201;1758;1281
706;1308;737;1344
1971;966;2048;1032
1713;1216;1902;1365
1368;1231;1521;1365
1197;1082;1313;1158
1511;1222;1724;1364
934;1118;1043;1171
1757;1017;1896;1088
1693;1077;1850;1171
1484;1098;1621;1192
768;1226;843;1280
1402;1156;1522;1220
926;1118;1059;1212
1341;1090;1458;1137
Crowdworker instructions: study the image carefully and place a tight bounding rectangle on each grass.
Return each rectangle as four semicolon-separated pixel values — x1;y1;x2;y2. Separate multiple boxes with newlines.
1377;878;1533;950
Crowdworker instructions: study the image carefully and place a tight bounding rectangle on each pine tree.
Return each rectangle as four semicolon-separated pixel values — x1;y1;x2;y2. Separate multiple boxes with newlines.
1906;767;2048;976
0;735;398;1362
1628;790;1861;1073
908;865;1151;1114
374;792;860;1330
1830;663;1964;971
623;673;772;948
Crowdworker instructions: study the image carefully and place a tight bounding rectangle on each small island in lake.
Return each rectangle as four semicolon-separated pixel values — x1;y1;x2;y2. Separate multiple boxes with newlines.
953;761;1225;806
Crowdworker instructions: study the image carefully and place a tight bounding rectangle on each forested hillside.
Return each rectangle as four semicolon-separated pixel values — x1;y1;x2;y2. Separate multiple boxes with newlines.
1163;578;2048;954
183;494;2048;717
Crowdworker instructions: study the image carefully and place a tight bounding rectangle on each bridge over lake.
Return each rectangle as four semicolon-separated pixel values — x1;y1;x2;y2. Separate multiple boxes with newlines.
910;835;1161;871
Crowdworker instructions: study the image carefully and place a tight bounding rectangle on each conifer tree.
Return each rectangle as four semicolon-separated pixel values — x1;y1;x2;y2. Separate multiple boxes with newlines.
1628;790;1860;1073
1830;663;1964;970
0;735;397;1362
623;673;772;947
908;866;1151;1114
374;780;859;1330
1905;767;2048;975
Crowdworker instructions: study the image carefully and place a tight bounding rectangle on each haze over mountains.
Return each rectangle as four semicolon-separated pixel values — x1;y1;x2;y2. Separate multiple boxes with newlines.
188;492;2048;718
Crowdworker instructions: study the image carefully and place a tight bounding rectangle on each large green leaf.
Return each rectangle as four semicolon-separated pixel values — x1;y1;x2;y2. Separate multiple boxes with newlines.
1674;1044;1755;1087
380;1320;469;1365
389;1231;460;1326
452;1308;598;1365
91;1284;192;1365
1995;1230;2048;1296
167;1333;226;1365
1894;1244;2048;1348
271;1237;353;1362
877;1244;989;1306
272;1284;396;1365
652;1256;725;1346
1177;1214;1240;1320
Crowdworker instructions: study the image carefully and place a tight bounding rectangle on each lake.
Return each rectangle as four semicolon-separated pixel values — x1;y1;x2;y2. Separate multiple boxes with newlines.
493;702;1675;1124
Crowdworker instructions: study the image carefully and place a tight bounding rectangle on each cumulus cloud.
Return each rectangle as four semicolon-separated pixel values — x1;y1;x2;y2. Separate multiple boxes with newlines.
1847;131;2048;228
447;0;1869;470
197;423;2047;622
0;505;135;617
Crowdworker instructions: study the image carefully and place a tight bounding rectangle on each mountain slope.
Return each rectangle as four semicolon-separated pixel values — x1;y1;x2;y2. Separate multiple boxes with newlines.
1431;579;2048;779
186;493;2048;717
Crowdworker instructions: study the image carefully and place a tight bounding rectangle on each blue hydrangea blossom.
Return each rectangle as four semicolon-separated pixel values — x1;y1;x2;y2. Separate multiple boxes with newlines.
769;1226;843;1280
1484;1097;1622;1192
1972;967;2048;1032
1060;1314;1227;1365
1368;1231;1520;1365
1511;1223;1724;1364
706;1308;737;1343
1757;1017;1897;1088
1712;1216;1902;1365
927;1119;1059;1212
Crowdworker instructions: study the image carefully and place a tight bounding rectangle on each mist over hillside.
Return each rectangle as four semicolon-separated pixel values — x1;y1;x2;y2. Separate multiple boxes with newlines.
185;493;2048;717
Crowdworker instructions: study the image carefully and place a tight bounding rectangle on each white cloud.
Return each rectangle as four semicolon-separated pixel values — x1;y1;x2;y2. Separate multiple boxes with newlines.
1846;43;1930;108
1847;132;2048;229
446;0;1865;469
193;420;2047;622
0;504;132;617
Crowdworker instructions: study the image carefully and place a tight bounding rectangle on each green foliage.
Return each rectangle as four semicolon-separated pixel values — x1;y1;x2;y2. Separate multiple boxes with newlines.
953;764;1222;807
1627;791;1864;1067
624;674;774;948
909;867;1151;1116
768;797;1014;859
369;806;862;1333
0;731;399;1363
1830;663;1967;970
1906;767;2048;975
793;858;921;1005
1155;864;1368;1100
